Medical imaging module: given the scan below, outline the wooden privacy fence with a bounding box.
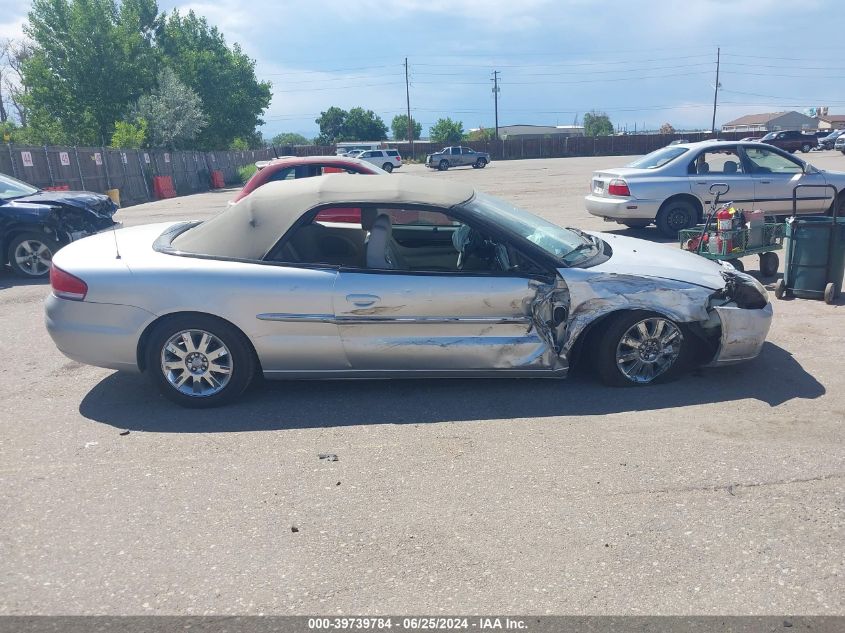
[278,131,758,163]
[0,144,276,207]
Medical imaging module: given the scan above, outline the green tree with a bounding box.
[659,122,676,135]
[315,106,348,145]
[391,114,421,141]
[23,0,160,144]
[229,137,249,150]
[271,132,310,146]
[157,10,271,150]
[135,67,206,148]
[429,117,464,144]
[583,111,614,137]
[344,107,388,141]
[110,118,147,148]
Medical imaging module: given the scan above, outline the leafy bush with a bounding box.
[238,163,257,183]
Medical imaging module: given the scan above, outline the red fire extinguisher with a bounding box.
[716,206,735,253]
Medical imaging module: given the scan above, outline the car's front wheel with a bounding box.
[801,143,812,153]
[595,311,688,387]
[473,158,487,169]
[382,162,393,173]
[656,199,697,237]
[7,232,61,278]
[146,314,255,408]
[438,159,449,171]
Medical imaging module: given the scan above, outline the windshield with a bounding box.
[760,132,777,140]
[462,192,598,266]
[0,173,38,201]
[626,146,688,169]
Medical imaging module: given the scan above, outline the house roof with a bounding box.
[172,174,474,260]
[722,112,791,126]
[817,114,845,123]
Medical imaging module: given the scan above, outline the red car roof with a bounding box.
[232,156,381,202]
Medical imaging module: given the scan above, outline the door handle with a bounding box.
[760,180,771,184]
[346,294,380,307]
[696,181,707,185]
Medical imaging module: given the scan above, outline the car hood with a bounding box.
[587,232,726,290]
[5,190,117,217]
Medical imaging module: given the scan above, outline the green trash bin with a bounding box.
[775,184,845,304]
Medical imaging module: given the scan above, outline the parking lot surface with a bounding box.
[1,152,843,615]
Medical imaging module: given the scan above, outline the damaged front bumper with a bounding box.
[708,303,773,364]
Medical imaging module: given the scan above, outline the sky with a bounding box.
[3,0,845,140]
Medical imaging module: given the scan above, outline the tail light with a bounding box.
[608,179,631,196]
[397,156,402,161]
[50,265,88,301]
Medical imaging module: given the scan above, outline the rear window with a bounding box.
[386,150,399,156]
[626,146,688,169]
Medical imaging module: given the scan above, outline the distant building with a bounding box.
[496,124,584,139]
[721,111,817,133]
[815,114,845,130]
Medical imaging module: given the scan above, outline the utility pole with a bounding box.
[491,70,500,139]
[711,47,721,135]
[405,57,413,155]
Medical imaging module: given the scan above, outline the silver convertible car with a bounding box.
[586,140,845,236]
[46,175,773,407]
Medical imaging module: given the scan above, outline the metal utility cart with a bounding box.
[774,184,844,305]
[678,183,785,276]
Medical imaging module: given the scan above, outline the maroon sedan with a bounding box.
[232,156,385,203]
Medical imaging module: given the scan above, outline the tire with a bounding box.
[145,314,256,408]
[759,252,779,277]
[727,258,745,272]
[622,220,651,229]
[438,159,449,171]
[829,194,845,217]
[594,311,689,387]
[824,282,837,305]
[473,158,487,169]
[801,143,812,153]
[656,199,697,237]
[774,279,787,300]
[7,232,61,278]
[382,162,393,173]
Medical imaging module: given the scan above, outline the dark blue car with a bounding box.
[1,172,118,277]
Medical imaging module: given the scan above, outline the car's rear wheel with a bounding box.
[7,232,61,278]
[656,199,697,237]
[473,158,487,169]
[146,314,255,408]
[801,143,812,153]
[382,162,393,173]
[438,159,449,171]
[595,311,688,387]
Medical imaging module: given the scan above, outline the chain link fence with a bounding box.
[1,144,275,207]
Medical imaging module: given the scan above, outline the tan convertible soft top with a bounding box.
[172,174,475,260]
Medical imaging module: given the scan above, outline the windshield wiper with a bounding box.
[562,240,597,261]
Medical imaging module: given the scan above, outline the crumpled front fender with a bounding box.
[558,270,714,356]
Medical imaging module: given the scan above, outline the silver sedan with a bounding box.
[46,175,772,407]
[585,140,845,236]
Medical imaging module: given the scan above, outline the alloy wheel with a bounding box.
[14,239,53,276]
[160,329,233,397]
[615,317,683,384]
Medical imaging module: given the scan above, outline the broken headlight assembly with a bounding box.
[711,271,769,310]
